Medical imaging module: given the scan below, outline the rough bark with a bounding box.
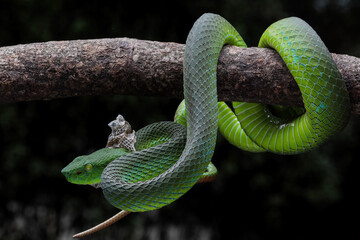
[0,38,359,113]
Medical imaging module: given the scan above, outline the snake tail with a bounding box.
[175,100,266,153]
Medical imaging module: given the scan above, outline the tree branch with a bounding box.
[0,38,359,113]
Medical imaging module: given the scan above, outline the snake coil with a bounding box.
[88,13,350,212]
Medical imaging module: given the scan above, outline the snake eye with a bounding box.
[85,164,93,172]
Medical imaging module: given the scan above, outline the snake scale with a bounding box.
[62,13,350,236]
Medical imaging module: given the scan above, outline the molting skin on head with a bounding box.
[61,148,130,185]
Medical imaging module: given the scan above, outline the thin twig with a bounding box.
[73,210,131,238]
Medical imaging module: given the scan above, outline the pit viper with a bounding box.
[62,13,350,237]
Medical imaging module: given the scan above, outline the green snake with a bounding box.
[62,13,350,236]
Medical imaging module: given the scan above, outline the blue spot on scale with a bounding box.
[316,102,327,114]
[294,55,301,63]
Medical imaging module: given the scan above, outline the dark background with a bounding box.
[0,0,360,239]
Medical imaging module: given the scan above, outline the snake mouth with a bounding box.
[61,168,74,183]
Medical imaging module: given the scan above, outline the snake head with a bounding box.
[61,148,130,185]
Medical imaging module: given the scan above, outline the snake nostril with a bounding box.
[76,171,82,175]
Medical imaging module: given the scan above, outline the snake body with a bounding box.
[63,13,350,219]
[99,14,246,212]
